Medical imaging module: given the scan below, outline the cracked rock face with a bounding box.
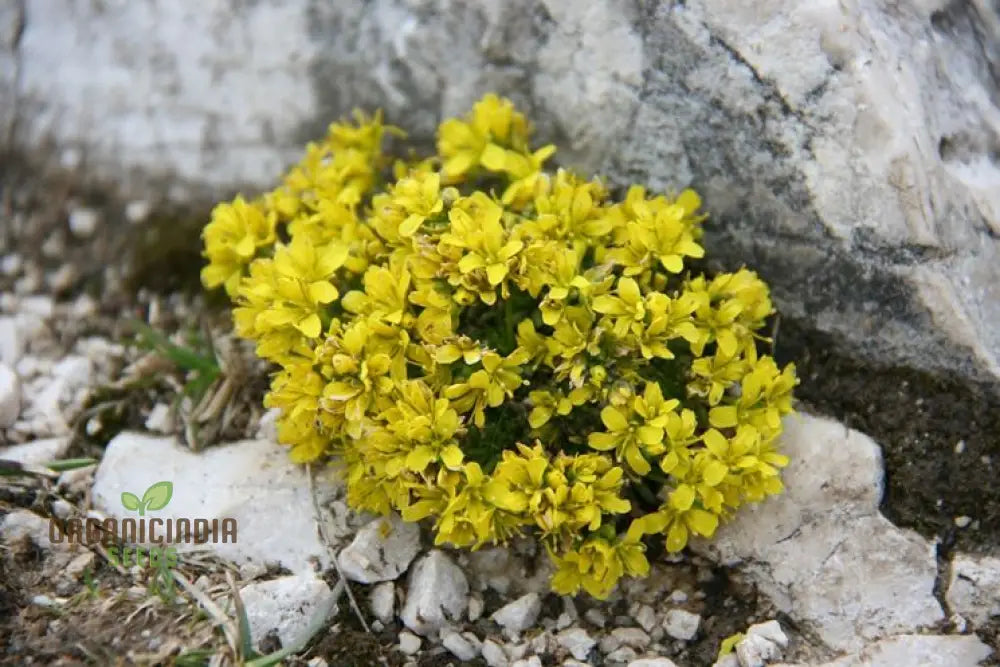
[693,413,944,651]
[3,1,1000,391]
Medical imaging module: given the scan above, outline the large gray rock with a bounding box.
[793,634,993,667]
[693,413,944,651]
[5,1,1000,389]
[946,553,1000,628]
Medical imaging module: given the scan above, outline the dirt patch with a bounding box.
[775,318,1000,556]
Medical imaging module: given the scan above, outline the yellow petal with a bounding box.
[669,484,695,511]
[308,281,339,304]
[709,405,739,429]
[441,444,464,470]
[600,405,629,432]
[666,521,688,552]
[486,262,508,286]
[399,213,423,237]
[686,509,719,537]
[296,313,322,338]
[702,460,729,487]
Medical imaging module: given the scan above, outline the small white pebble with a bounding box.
[663,609,700,641]
[669,590,688,603]
[955,516,972,528]
[0,363,21,427]
[68,207,100,238]
[442,629,479,661]
[955,440,966,454]
[635,604,657,633]
[468,595,485,621]
[125,200,152,224]
[398,631,421,655]
[584,608,607,628]
[482,639,508,667]
[512,657,542,667]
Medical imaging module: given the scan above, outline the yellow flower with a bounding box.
[342,261,412,326]
[592,276,646,338]
[587,392,675,475]
[201,196,277,296]
[445,350,529,427]
[437,93,532,181]
[433,462,524,548]
[642,484,720,552]
[549,525,649,599]
[441,193,524,301]
[318,321,394,435]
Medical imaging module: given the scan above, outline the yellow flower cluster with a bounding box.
[201,94,798,599]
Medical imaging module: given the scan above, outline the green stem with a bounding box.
[504,298,515,353]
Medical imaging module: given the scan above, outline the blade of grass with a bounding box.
[226,571,256,661]
[130,320,220,376]
[0,457,96,478]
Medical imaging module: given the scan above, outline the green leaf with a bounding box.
[43,458,98,472]
[121,492,141,511]
[142,481,173,511]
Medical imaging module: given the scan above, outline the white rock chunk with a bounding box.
[816,634,993,667]
[512,657,542,667]
[442,628,480,661]
[736,633,782,667]
[492,592,542,634]
[68,207,99,238]
[144,403,173,433]
[400,550,469,636]
[1,437,70,466]
[398,631,421,655]
[694,413,944,651]
[91,432,332,573]
[0,363,20,427]
[663,609,700,641]
[0,317,22,366]
[482,638,508,667]
[338,513,420,584]
[369,581,395,624]
[239,574,337,652]
[747,620,788,649]
[947,553,1000,627]
[634,604,657,633]
[556,627,596,661]
[1,509,62,550]
[628,659,679,667]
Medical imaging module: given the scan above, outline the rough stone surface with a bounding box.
[482,638,508,667]
[369,581,395,625]
[337,512,420,584]
[398,631,422,655]
[91,432,332,573]
[737,633,783,667]
[1,437,70,466]
[239,574,337,652]
[693,413,944,651]
[492,592,543,634]
[806,634,993,667]
[400,550,469,636]
[5,1,1000,391]
[442,629,480,662]
[628,659,678,667]
[946,553,1000,628]
[556,628,596,661]
[0,363,19,427]
[663,608,701,641]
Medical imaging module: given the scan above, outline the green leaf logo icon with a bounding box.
[120,481,173,515]
[121,491,140,511]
